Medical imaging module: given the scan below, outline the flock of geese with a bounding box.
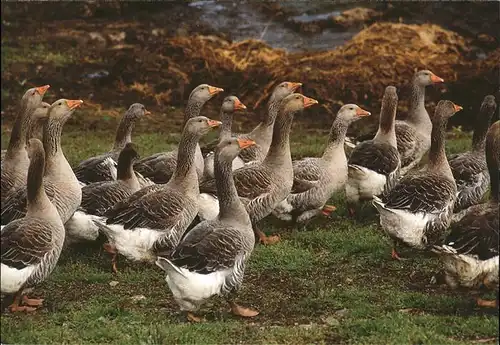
[0,70,498,321]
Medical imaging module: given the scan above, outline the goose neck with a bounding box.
[6,102,32,155]
[171,131,200,190]
[322,118,348,160]
[407,83,428,125]
[219,110,233,141]
[182,101,204,128]
[113,117,134,151]
[26,149,51,214]
[428,117,452,178]
[263,109,295,168]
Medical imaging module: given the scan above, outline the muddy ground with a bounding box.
[1,1,499,136]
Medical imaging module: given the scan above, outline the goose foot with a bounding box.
[229,301,259,317]
[8,293,37,313]
[391,248,406,261]
[103,243,118,273]
[255,229,280,245]
[22,296,44,307]
[321,204,337,217]
[186,312,204,322]
[476,298,497,308]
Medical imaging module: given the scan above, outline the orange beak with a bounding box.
[66,99,84,109]
[303,96,319,108]
[207,119,222,127]
[144,109,151,115]
[35,85,50,95]
[208,86,224,95]
[356,107,371,117]
[288,82,303,92]
[237,138,256,149]
[233,98,247,110]
[453,103,463,112]
[430,73,444,83]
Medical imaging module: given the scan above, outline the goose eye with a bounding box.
[58,102,62,106]
[295,96,300,99]
[31,91,36,95]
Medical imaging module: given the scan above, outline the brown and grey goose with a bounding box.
[134,84,224,184]
[345,86,400,216]
[432,120,499,308]
[64,143,142,244]
[203,81,302,164]
[273,103,371,223]
[1,102,51,162]
[1,99,84,226]
[1,85,50,201]
[1,138,65,312]
[198,93,319,244]
[372,100,462,260]
[72,103,150,185]
[156,137,259,322]
[92,117,221,272]
[449,95,497,213]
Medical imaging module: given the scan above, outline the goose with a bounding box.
[273,103,371,223]
[372,100,462,260]
[198,93,319,244]
[449,95,496,213]
[202,81,302,164]
[64,143,141,245]
[1,85,50,202]
[72,103,151,186]
[346,86,400,217]
[1,138,65,312]
[203,96,248,180]
[93,117,221,272]
[1,102,51,163]
[432,120,499,308]
[156,137,259,322]
[1,99,84,226]
[134,84,224,184]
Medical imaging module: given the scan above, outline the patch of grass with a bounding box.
[1,128,498,345]
[1,44,75,70]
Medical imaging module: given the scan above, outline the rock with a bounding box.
[109,280,119,287]
[130,295,146,303]
[323,316,340,326]
[333,7,382,28]
[334,308,349,318]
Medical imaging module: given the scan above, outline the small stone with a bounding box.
[345,278,353,284]
[97,316,106,322]
[334,308,349,318]
[323,316,340,326]
[109,280,119,287]
[130,295,146,303]
[298,323,314,330]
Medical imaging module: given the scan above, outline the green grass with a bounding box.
[1,127,498,345]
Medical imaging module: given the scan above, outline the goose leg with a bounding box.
[391,247,406,261]
[476,298,498,308]
[22,295,44,307]
[186,311,204,322]
[254,228,280,245]
[8,292,37,313]
[321,204,337,217]
[228,301,259,317]
[103,243,118,273]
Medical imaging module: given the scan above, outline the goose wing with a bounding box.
[1,218,52,270]
[81,180,136,216]
[348,140,400,175]
[73,153,117,184]
[291,158,321,194]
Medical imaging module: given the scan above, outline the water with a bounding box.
[188,1,357,52]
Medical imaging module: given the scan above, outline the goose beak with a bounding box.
[208,86,224,95]
[144,109,151,116]
[66,99,84,109]
[453,103,463,112]
[36,85,50,95]
[430,73,444,83]
[234,98,247,110]
[288,82,303,92]
[237,138,256,149]
[356,107,371,117]
[303,96,319,108]
[207,119,222,128]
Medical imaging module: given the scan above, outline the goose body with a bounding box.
[274,104,371,222]
[449,95,496,212]
[2,99,84,226]
[64,143,142,244]
[93,117,221,268]
[346,87,400,210]
[432,120,499,306]
[156,137,258,320]
[1,139,65,312]
[373,100,461,259]
[198,93,319,244]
